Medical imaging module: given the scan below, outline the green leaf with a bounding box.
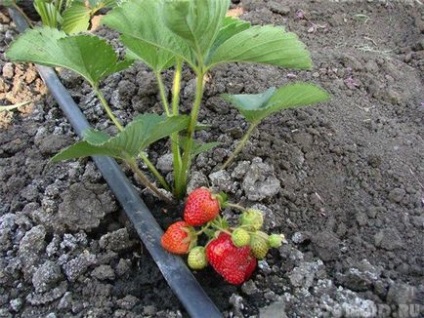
[34,0,63,28]
[52,114,189,162]
[103,0,121,8]
[87,0,119,8]
[208,25,312,70]
[6,27,132,86]
[223,87,276,122]
[223,83,329,123]
[207,17,250,59]
[82,129,110,145]
[192,141,220,157]
[179,136,220,157]
[51,141,120,162]
[61,0,121,34]
[61,1,91,34]
[195,122,213,131]
[163,0,229,59]
[102,0,194,66]
[121,34,175,72]
[119,114,189,155]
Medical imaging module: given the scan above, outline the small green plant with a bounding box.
[4,0,121,33]
[33,0,66,28]
[6,0,329,200]
[55,0,122,34]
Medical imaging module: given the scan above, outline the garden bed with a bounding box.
[1,0,424,317]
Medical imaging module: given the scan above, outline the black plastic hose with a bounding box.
[8,8,222,318]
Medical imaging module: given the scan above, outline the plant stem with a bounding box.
[170,58,183,195]
[210,220,232,236]
[155,71,171,116]
[93,86,124,131]
[57,0,63,12]
[195,221,212,236]
[220,122,258,170]
[138,152,170,192]
[175,70,205,198]
[216,228,232,236]
[171,59,183,115]
[94,86,170,192]
[223,202,246,211]
[126,158,173,204]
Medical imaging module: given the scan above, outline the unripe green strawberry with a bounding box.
[231,228,251,247]
[187,246,208,270]
[240,209,264,231]
[268,233,285,248]
[250,231,269,260]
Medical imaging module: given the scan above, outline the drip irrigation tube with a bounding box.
[9,8,222,318]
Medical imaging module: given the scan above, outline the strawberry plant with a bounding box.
[6,0,329,200]
[6,0,122,33]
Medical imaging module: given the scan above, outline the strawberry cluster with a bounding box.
[161,187,285,285]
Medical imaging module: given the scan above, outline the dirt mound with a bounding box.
[1,1,423,317]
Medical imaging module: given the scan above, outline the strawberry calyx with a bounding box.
[268,233,285,248]
[214,191,228,209]
[239,208,264,231]
[210,214,230,231]
[181,227,198,251]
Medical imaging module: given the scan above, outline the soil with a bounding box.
[1,0,424,317]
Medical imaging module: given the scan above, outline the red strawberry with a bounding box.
[161,221,197,255]
[206,232,257,285]
[183,187,220,226]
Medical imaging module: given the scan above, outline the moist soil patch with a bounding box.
[1,1,424,317]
